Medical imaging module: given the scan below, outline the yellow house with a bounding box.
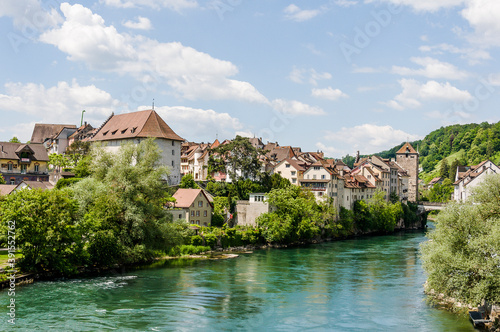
[170,189,213,226]
[0,142,49,185]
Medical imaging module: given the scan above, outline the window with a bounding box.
[292,178,297,184]
[291,171,296,176]
[191,211,195,216]
[285,164,290,168]
[204,211,207,217]
[172,160,174,167]
[7,163,13,171]
[196,211,200,217]
[321,175,325,179]
[179,214,182,219]
[207,202,210,207]
[34,164,39,173]
[198,201,203,207]
[172,150,175,155]
[172,141,175,146]
[318,192,323,196]
[314,166,320,170]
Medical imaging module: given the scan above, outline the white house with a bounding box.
[90,110,184,185]
[454,160,500,202]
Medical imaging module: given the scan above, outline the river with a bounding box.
[2,225,474,331]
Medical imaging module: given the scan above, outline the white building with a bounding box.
[454,160,500,202]
[90,110,184,185]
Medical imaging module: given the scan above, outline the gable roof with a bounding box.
[0,185,16,196]
[274,158,306,172]
[15,181,54,191]
[31,124,77,143]
[172,189,213,209]
[0,142,49,161]
[396,142,418,154]
[91,110,183,142]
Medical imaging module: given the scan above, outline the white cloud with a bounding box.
[0,80,119,141]
[319,124,422,157]
[284,4,322,22]
[392,57,468,80]
[40,3,268,104]
[123,16,152,30]
[101,0,198,10]
[366,0,465,12]
[272,99,325,116]
[288,67,332,85]
[153,106,245,141]
[419,43,491,65]
[311,87,348,100]
[0,0,62,30]
[333,0,358,7]
[461,0,500,47]
[385,79,472,110]
[352,66,382,74]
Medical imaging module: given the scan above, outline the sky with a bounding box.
[1,0,500,158]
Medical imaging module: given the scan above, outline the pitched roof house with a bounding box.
[91,110,184,185]
[453,160,500,202]
[0,142,50,185]
[169,189,213,226]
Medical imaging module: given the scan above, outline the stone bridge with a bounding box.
[416,201,446,212]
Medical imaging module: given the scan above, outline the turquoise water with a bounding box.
[2,228,474,331]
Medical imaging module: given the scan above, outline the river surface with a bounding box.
[2,226,474,331]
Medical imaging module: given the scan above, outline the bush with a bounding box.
[211,213,225,227]
[191,235,203,246]
[179,245,210,255]
[204,233,218,249]
[55,177,83,189]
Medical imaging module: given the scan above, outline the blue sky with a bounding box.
[1,0,500,157]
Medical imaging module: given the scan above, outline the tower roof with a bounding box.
[396,142,418,154]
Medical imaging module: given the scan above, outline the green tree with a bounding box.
[66,140,91,164]
[421,174,500,306]
[9,137,21,143]
[72,138,188,264]
[0,189,84,274]
[428,179,454,203]
[0,174,5,185]
[208,136,264,182]
[449,159,460,181]
[256,186,321,244]
[439,158,449,179]
[179,174,199,189]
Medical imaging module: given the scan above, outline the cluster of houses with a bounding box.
[1,108,498,226]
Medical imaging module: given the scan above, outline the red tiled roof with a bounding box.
[396,142,418,154]
[92,110,183,142]
[0,185,16,196]
[172,189,213,209]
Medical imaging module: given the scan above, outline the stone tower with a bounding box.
[396,142,419,201]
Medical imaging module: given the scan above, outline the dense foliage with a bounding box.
[208,135,264,181]
[376,121,500,180]
[0,138,190,274]
[179,174,199,189]
[421,174,500,306]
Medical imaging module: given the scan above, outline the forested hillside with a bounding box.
[373,121,500,181]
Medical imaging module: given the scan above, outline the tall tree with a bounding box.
[208,136,264,182]
[421,174,500,306]
[9,137,21,143]
[439,158,449,179]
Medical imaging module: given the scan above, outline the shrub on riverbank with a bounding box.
[421,174,500,307]
[0,139,189,275]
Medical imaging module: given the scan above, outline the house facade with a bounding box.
[273,158,306,185]
[235,193,270,227]
[31,123,77,154]
[0,142,49,185]
[90,110,184,185]
[170,189,213,226]
[395,142,419,201]
[454,160,500,202]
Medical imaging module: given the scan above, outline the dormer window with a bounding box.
[103,130,109,136]
[131,127,137,133]
[121,128,128,134]
[112,130,118,135]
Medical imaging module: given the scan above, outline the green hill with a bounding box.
[374,121,500,182]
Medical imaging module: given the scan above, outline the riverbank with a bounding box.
[1,219,427,291]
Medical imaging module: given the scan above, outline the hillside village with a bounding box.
[1,109,498,226]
